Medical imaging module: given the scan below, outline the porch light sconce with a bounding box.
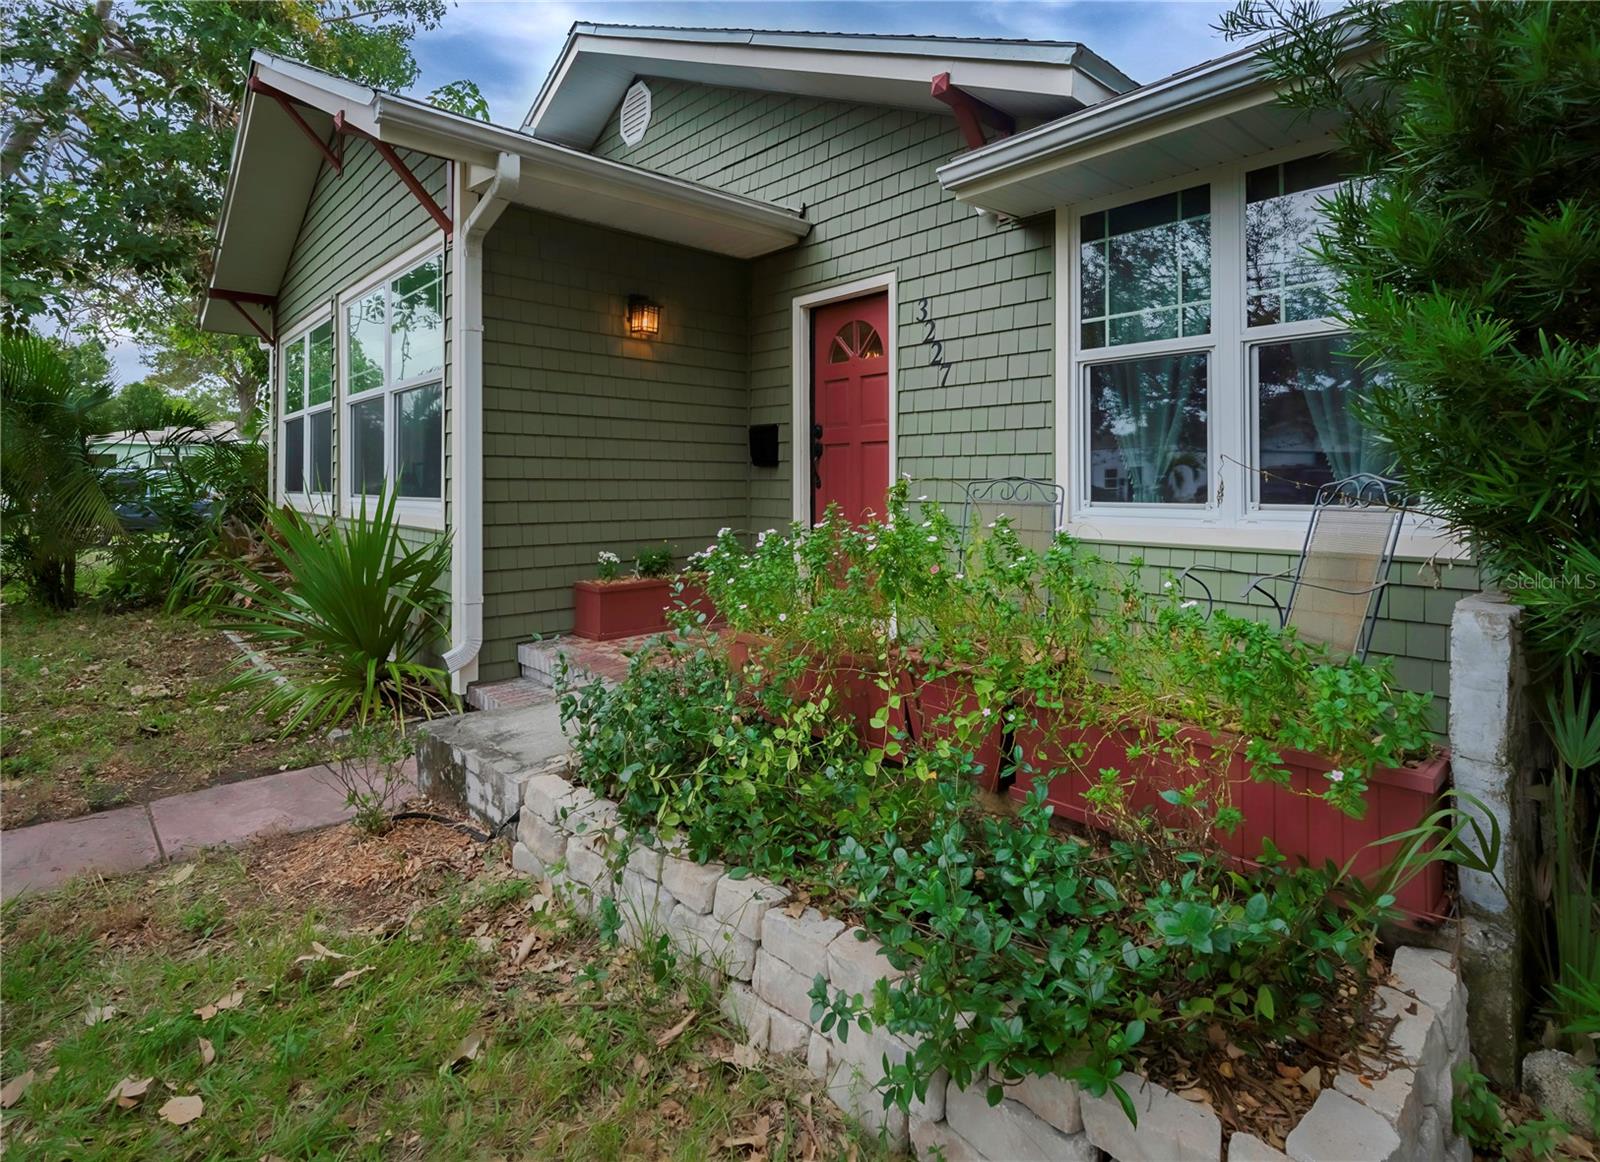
[627,295,661,339]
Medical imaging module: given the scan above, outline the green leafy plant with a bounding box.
[1543,665,1600,1041]
[634,544,674,580]
[321,722,413,835]
[595,550,621,582]
[199,490,454,732]
[0,331,119,608]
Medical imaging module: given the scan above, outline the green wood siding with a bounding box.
[591,78,1054,527]
[476,207,751,681]
[583,77,1472,717]
[271,139,452,537]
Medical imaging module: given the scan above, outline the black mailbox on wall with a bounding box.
[748,423,779,468]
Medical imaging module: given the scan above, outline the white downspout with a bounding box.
[443,151,519,693]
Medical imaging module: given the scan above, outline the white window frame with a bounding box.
[336,237,446,531]
[1055,141,1461,558]
[277,306,335,517]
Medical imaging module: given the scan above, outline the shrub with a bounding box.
[633,544,673,580]
[595,550,621,582]
[200,489,453,732]
[320,723,412,834]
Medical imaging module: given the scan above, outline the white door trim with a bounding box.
[789,271,898,524]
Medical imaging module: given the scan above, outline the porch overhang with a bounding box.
[201,52,809,336]
[935,43,1347,217]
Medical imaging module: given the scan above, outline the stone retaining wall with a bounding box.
[512,764,1474,1162]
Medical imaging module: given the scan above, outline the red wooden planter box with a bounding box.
[573,577,712,641]
[722,633,910,751]
[905,667,1005,790]
[1010,702,1451,922]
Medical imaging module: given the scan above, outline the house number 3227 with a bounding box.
[917,298,952,388]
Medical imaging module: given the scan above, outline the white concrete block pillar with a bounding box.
[1448,591,1537,1085]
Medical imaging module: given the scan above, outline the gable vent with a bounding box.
[619,80,652,147]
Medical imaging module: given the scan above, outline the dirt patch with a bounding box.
[1,604,320,828]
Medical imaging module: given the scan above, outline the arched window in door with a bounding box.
[828,319,884,363]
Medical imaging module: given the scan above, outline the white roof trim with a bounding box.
[523,25,1136,147]
[201,53,809,335]
[936,44,1270,199]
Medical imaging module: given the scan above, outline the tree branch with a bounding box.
[1,0,114,182]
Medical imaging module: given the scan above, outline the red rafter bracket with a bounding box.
[210,288,276,344]
[930,72,1015,151]
[334,112,453,239]
[248,76,343,174]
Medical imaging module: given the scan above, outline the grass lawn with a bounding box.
[0,599,321,828]
[0,820,888,1160]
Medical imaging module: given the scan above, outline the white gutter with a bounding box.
[442,151,519,693]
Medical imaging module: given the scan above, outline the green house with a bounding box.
[201,26,1474,718]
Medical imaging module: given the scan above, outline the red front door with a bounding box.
[811,293,890,523]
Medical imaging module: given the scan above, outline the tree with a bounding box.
[0,332,120,608]
[1219,0,1600,659]
[1,1,484,333]
[137,319,267,429]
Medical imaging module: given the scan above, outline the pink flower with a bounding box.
[929,564,941,574]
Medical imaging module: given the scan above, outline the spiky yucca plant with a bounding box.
[205,490,454,732]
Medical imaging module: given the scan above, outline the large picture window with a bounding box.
[1068,150,1392,538]
[280,318,333,499]
[341,250,444,508]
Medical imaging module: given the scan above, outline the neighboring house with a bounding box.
[200,26,1474,722]
[90,421,243,470]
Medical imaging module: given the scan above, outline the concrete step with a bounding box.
[414,699,569,829]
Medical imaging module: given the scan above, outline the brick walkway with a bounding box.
[1,761,414,901]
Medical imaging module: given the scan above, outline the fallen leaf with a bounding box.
[159,1094,204,1126]
[472,935,495,955]
[511,932,538,968]
[105,1076,153,1109]
[1298,1070,1323,1096]
[723,1113,772,1151]
[1178,1086,1210,1104]
[440,1031,484,1074]
[719,1042,763,1069]
[1,1071,35,1108]
[330,966,374,989]
[159,864,196,888]
[84,1004,118,1026]
[655,1012,695,1049]
[198,1038,216,1067]
[194,990,245,1021]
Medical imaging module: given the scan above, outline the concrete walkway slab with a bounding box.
[1,804,163,901]
[148,764,353,862]
[2,759,419,902]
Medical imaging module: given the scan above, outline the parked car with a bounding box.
[103,468,217,532]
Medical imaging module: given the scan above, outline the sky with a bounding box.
[104,0,1238,385]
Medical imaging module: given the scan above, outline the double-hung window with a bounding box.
[1067,148,1391,539]
[1078,185,1214,507]
[280,315,334,505]
[342,247,444,521]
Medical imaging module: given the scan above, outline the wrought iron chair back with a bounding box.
[959,477,1065,558]
[1176,473,1411,659]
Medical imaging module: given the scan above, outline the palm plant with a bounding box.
[1543,665,1600,1041]
[202,489,454,732]
[0,331,120,608]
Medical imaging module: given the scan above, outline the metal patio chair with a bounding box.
[1177,473,1413,660]
[959,477,1065,561]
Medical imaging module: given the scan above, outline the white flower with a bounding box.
[986,521,996,529]
[954,572,964,580]
[1327,768,1345,784]
[921,520,932,528]
[597,551,620,564]
[1181,599,1199,609]
[778,612,787,622]
[927,535,938,542]
[739,603,748,610]
[982,708,992,717]
[901,472,912,480]
[918,494,929,501]
[717,527,731,537]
